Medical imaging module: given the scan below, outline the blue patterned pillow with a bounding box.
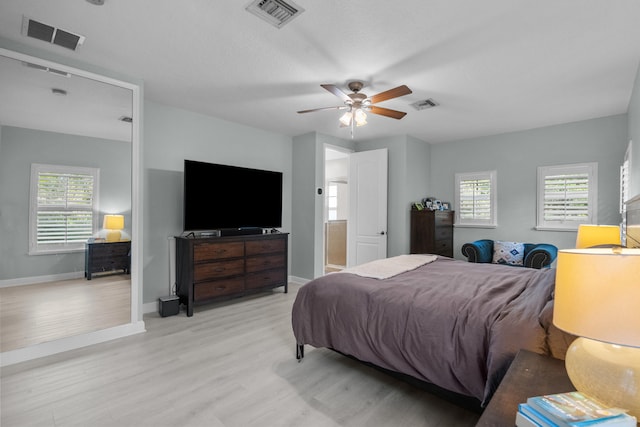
[492,241,525,266]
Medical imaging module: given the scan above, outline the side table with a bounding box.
[476,350,575,427]
[85,240,131,280]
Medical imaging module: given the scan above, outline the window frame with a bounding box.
[454,170,497,228]
[536,162,597,231]
[29,163,100,255]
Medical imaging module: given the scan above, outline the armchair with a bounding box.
[461,239,558,269]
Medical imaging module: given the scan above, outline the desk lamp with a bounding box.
[103,214,124,242]
[553,247,640,418]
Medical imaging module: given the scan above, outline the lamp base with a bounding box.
[105,230,121,242]
[565,337,640,418]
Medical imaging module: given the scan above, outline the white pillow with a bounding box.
[492,241,525,266]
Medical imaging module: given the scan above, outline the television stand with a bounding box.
[175,232,288,316]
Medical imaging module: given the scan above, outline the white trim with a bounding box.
[143,301,159,314]
[0,271,84,288]
[0,321,146,367]
[288,275,309,285]
[0,47,144,364]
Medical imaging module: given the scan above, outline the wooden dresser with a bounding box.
[410,210,454,257]
[175,233,288,316]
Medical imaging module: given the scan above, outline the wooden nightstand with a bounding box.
[475,350,575,427]
[85,241,131,280]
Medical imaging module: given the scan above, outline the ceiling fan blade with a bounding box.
[369,85,412,104]
[321,84,352,102]
[297,106,346,114]
[369,106,407,120]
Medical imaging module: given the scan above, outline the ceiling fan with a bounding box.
[298,81,412,136]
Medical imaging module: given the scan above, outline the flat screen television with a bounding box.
[183,159,283,232]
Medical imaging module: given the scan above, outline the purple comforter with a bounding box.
[292,256,565,405]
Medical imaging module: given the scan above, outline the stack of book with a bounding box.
[516,391,637,427]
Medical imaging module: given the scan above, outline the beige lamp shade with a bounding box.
[103,214,124,242]
[575,224,621,248]
[553,248,640,346]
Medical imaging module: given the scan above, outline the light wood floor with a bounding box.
[0,275,131,352]
[1,283,480,427]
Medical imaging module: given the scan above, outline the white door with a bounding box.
[347,148,388,267]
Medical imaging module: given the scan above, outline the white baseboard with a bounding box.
[288,275,309,285]
[0,271,84,288]
[143,301,159,314]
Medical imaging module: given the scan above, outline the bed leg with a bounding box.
[296,344,304,362]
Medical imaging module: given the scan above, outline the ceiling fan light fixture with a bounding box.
[354,109,367,126]
[339,111,352,127]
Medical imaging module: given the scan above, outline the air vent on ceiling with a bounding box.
[22,16,86,51]
[245,0,305,28]
[411,98,439,111]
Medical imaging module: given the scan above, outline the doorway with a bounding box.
[324,147,350,274]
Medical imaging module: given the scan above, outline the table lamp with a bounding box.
[575,224,621,248]
[103,214,124,242]
[553,248,640,418]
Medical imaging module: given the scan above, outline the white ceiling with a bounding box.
[1,0,640,143]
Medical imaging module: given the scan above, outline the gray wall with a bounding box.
[0,126,131,280]
[142,100,293,304]
[429,114,629,259]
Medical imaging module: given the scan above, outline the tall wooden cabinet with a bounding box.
[410,210,454,257]
[175,233,288,316]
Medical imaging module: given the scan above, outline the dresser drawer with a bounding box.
[194,241,244,262]
[434,226,452,241]
[433,240,452,257]
[246,239,285,256]
[246,254,285,273]
[194,277,245,301]
[194,259,244,281]
[91,242,130,257]
[434,211,453,226]
[245,268,286,290]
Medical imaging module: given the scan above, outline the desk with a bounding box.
[476,350,575,426]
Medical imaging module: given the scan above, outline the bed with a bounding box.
[291,254,575,407]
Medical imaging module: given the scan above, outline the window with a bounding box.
[537,163,597,230]
[455,170,497,227]
[327,182,338,221]
[29,164,99,254]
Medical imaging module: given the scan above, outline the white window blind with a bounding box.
[455,170,497,227]
[30,164,99,254]
[620,142,631,214]
[537,163,597,230]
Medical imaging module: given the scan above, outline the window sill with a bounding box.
[454,224,497,229]
[534,227,578,232]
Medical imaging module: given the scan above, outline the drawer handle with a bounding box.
[215,249,227,254]
[214,267,226,272]
[215,286,226,290]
